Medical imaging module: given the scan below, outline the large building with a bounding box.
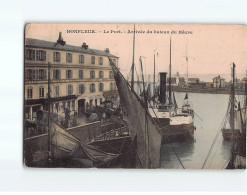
[24,32,119,122]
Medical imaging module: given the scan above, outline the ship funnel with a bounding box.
[159,72,167,104]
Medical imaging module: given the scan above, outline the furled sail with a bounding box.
[109,58,162,168]
[51,121,118,165]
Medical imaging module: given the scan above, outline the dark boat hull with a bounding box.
[221,129,241,141]
[159,122,195,143]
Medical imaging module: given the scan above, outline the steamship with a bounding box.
[148,72,195,143]
[148,38,195,143]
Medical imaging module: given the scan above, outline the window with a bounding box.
[55,86,59,97]
[66,70,73,79]
[109,58,116,65]
[36,50,46,61]
[27,87,32,99]
[99,57,103,65]
[91,56,95,64]
[53,52,60,62]
[26,69,33,80]
[99,83,104,92]
[38,69,47,80]
[78,84,85,94]
[99,71,104,78]
[79,55,84,64]
[79,70,83,79]
[39,87,45,98]
[109,71,113,78]
[68,85,73,95]
[90,83,95,93]
[110,82,114,90]
[26,49,35,60]
[26,69,44,81]
[66,53,72,63]
[53,70,61,80]
[90,70,95,79]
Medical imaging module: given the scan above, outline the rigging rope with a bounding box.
[201,96,231,169]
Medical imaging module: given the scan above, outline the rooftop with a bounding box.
[188,78,200,81]
[25,38,118,58]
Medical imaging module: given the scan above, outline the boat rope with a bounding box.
[201,96,231,169]
[194,111,203,122]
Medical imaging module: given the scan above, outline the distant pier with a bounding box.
[172,86,245,95]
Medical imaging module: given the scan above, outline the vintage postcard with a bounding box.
[24,24,246,169]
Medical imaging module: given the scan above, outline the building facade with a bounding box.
[25,33,119,121]
[213,75,225,88]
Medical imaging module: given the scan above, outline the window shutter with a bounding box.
[43,51,46,61]
[71,70,73,79]
[44,70,47,80]
[53,52,55,62]
[32,50,35,60]
[53,70,56,79]
[59,70,61,79]
[36,50,39,61]
[58,52,60,62]
[25,49,27,60]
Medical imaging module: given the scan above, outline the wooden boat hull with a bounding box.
[221,128,241,141]
[159,122,195,143]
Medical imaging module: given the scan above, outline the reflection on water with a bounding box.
[159,92,238,169]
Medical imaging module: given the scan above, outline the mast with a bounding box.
[186,42,189,86]
[131,24,136,89]
[230,62,236,167]
[153,53,156,98]
[140,57,148,109]
[245,80,247,107]
[47,62,53,162]
[169,37,172,105]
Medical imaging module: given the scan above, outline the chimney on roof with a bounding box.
[57,32,66,45]
[105,48,110,53]
[82,42,88,49]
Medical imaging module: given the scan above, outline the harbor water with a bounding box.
[160,92,244,169]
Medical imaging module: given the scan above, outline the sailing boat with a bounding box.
[148,38,195,143]
[223,63,246,169]
[221,63,241,141]
[109,57,163,168]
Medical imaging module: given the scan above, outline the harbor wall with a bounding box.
[172,86,245,95]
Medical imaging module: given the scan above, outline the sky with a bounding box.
[25,24,247,81]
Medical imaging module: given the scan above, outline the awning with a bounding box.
[25,95,77,106]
